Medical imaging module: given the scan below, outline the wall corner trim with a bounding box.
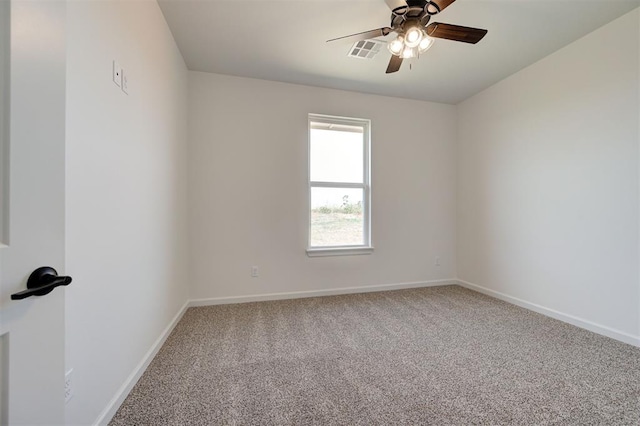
[93,300,190,426]
[456,279,640,348]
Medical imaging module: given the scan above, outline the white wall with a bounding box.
[457,9,640,341]
[64,1,188,424]
[188,72,457,300]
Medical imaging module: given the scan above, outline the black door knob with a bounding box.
[11,267,72,300]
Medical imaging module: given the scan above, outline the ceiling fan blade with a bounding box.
[386,55,403,74]
[327,27,392,44]
[428,0,456,14]
[385,0,408,14]
[426,23,488,44]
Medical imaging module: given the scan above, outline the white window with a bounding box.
[307,114,372,257]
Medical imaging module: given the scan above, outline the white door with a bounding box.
[0,0,67,424]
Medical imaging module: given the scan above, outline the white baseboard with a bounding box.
[457,279,640,348]
[93,300,190,426]
[189,279,458,307]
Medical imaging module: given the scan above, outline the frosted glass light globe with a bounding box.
[418,36,434,52]
[404,27,423,48]
[401,46,417,59]
[388,36,404,56]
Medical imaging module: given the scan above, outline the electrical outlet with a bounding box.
[65,369,73,403]
[250,266,258,278]
[435,256,441,267]
[112,60,122,87]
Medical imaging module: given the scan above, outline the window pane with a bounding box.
[310,127,363,183]
[311,187,364,247]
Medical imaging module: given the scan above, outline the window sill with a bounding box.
[306,247,374,257]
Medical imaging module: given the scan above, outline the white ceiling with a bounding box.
[158,0,640,104]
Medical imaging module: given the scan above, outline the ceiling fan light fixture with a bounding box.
[404,27,423,48]
[388,36,404,56]
[418,36,434,52]
[329,0,488,75]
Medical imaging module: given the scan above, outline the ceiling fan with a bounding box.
[327,0,488,74]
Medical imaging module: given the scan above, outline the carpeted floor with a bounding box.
[110,285,640,425]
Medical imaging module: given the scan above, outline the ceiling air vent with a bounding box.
[348,40,383,59]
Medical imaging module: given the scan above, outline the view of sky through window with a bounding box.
[310,128,363,208]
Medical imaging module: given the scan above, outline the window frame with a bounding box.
[306,113,373,257]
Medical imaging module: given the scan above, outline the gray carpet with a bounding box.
[110,285,640,425]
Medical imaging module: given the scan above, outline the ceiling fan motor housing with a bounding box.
[391,1,433,32]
